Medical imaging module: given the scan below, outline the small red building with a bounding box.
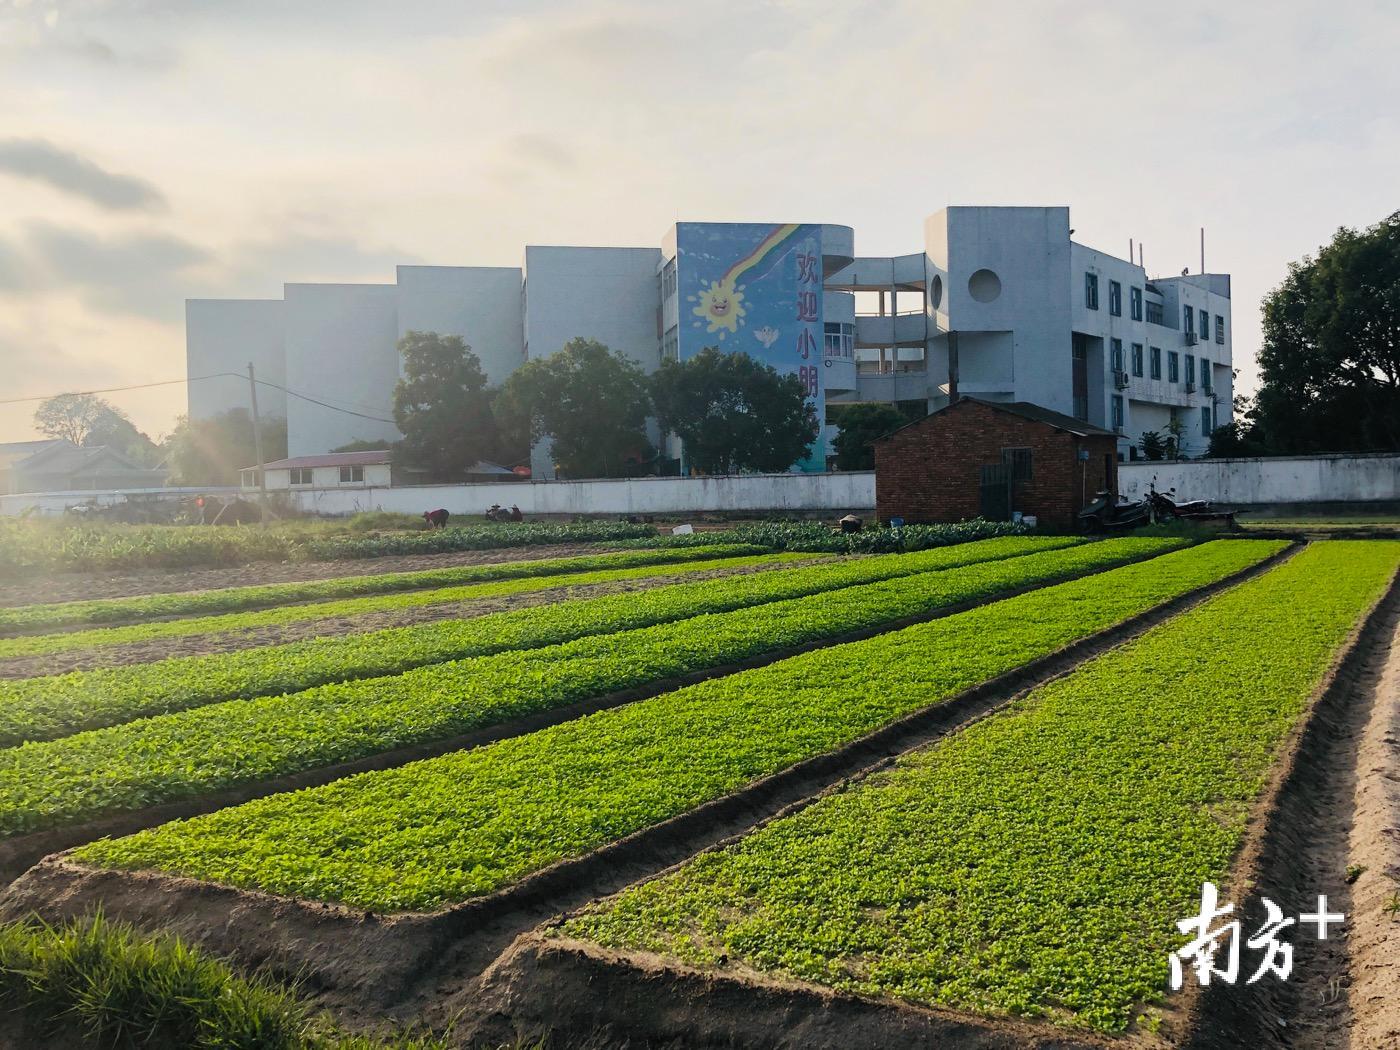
[874,398,1119,530]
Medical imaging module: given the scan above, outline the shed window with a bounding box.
[1001,447,1033,482]
[339,465,365,483]
[289,467,313,486]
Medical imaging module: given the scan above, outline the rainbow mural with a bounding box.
[675,222,825,471]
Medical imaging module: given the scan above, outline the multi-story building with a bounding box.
[186,206,1231,473]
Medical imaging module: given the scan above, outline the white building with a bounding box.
[239,450,392,491]
[189,206,1232,473]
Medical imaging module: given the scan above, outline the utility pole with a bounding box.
[247,362,268,523]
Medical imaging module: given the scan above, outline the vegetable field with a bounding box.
[2,528,1393,1049]
[561,540,1400,1034]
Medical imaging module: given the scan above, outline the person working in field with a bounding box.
[422,508,450,529]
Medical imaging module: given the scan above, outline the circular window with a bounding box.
[929,274,943,310]
[968,268,1002,303]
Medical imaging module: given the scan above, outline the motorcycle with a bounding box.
[1078,489,1151,532]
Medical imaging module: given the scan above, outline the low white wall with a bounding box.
[0,487,239,517]
[287,472,879,518]
[1119,453,1400,505]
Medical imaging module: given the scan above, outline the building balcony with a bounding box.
[855,312,927,347]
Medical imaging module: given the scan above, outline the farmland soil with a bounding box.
[0,559,820,678]
[1344,604,1400,1048]
[0,542,1294,1040]
[0,542,629,607]
[1183,565,1400,1050]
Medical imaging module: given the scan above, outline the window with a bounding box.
[661,325,678,363]
[1131,342,1144,377]
[822,321,854,359]
[289,467,313,486]
[1202,406,1213,436]
[1130,286,1143,321]
[1215,315,1225,344]
[1001,447,1033,481]
[1185,354,1195,386]
[1183,305,1193,333]
[1110,337,1124,373]
[660,258,677,300]
[240,468,259,488]
[339,465,364,483]
[1168,351,1180,383]
[1201,360,1212,392]
[1108,280,1122,317]
[1111,395,1124,430]
[1150,346,1162,380]
[1146,299,1164,325]
[1198,309,1209,340]
[1084,272,1099,310]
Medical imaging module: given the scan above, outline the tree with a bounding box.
[391,331,498,482]
[1139,430,1167,461]
[163,409,287,486]
[496,338,652,478]
[830,402,907,471]
[330,439,389,453]
[1251,211,1400,453]
[34,393,112,446]
[34,393,159,463]
[651,348,818,475]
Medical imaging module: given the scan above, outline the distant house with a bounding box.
[875,398,1119,529]
[0,439,168,495]
[241,450,392,490]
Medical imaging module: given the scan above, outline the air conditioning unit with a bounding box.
[1185,381,1197,393]
[1184,331,1198,346]
[1114,371,1130,389]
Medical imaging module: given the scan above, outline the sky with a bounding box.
[1,0,1397,443]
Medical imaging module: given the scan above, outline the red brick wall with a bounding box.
[874,400,1118,529]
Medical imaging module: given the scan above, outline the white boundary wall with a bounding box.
[0,487,238,517]
[287,472,878,518]
[1119,454,1400,505]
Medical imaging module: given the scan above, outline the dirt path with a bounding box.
[1344,610,1400,1049]
[0,561,809,679]
[0,543,632,607]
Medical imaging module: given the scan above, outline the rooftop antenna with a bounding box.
[1129,237,1134,264]
[1200,227,1206,274]
[1139,243,1144,271]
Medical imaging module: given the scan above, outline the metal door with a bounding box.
[979,462,1013,521]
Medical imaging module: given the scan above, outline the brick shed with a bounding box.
[875,398,1119,530]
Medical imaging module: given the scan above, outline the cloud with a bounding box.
[0,139,167,211]
[23,222,209,320]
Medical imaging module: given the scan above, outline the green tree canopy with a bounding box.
[163,409,287,486]
[651,347,817,475]
[830,402,907,471]
[1251,211,1400,452]
[496,338,652,478]
[391,331,497,482]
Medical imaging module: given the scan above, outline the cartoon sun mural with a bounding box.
[686,223,802,342]
[691,276,746,339]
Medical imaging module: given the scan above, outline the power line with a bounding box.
[0,372,396,424]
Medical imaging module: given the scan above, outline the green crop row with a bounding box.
[561,540,1400,1035]
[0,517,662,578]
[0,544,772,634]
[0,538,1186,837]
[0,537,1081,746]
[0,550,808,660]
[71,540,1285,911]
